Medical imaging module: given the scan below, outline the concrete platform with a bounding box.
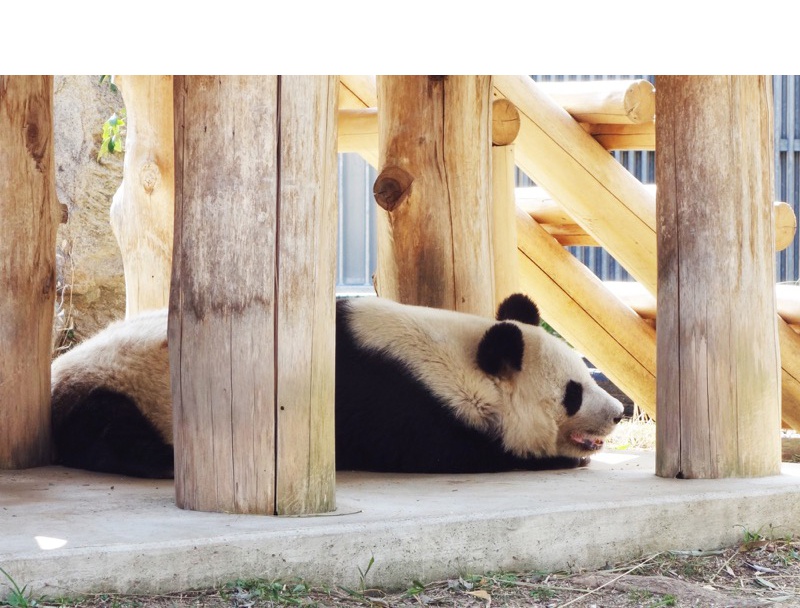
[2,450,799,597]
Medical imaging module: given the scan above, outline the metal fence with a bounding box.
[336,75,800,293]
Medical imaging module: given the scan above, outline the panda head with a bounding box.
[476,293,624,459]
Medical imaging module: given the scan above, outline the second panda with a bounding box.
[51,294,624,477]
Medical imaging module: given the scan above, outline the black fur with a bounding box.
[496,293,540,326]
[476,322,524,376]
[53,388,174,478]
[335,300,582,473]
[563,380,583,417]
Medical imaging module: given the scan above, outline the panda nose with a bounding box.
[613,415,623,424]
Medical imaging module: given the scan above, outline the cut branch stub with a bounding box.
[373,165,414,211]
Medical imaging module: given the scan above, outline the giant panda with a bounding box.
[50,294,624,477]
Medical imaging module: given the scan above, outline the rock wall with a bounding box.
[53,76,125,348]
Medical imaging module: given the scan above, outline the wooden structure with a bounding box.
[109,75,174,317]
[0,76,59,469]
[0,74,792,514]
[169,76,337,515]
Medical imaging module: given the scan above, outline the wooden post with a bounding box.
[110,75,174,317]
[170,76,337,514]
[374,76,494,314]
[491,100,521,308]
[0,76,58,468]
[656,76,781,478]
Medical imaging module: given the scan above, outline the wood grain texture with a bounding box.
[655,76,781,479]
[170,76,335,514]
[375,76,494,315]
[491,145,520,307]
[0,76,58,468]
[110,75,175,317]
[516,209,657,416]
[494,75,658,295]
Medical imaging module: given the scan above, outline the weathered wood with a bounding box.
[517,186,796,251]
[110,75,174,317]
[538,79,656,124]
[493,75,658,294]
[516,209,657,416]
[170,76,336,515]
[656,75,781,479]
[492,144,520,307]
[375,76,494,315]
[0,76,58,468]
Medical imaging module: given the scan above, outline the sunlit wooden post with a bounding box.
[374,75,494,315]
[110,75,174,317]
[656,75,781,478]
[0,76,59,468]
[170,76,337,514]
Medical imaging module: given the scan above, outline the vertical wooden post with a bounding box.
[656,76,781,478]
[170,76,337,515]
[0,76,58,468]
[491,98,522,308]
[374,76,494,314]
[110,75,174,317]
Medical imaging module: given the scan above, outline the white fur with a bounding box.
[346,297,623,458]
[51,309,172,441]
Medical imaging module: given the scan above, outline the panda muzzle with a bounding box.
[569,431,605,451]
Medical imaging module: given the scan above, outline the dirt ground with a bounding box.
[12,535,796,608]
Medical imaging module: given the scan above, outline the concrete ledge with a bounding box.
[2,451,799,596]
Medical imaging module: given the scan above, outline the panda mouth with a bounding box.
[569,431,605,452]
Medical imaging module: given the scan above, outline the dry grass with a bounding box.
[25,536,799,607]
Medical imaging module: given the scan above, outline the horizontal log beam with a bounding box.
[580,122,654,150]
[537,79,656,125]
[517,186,797,251]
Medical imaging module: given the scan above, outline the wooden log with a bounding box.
[109,75,174,317]
[517,186,797,251]
[492,99,520,145]
[656,75,781,479]
[339,75,377,109]
[375,76,495,315]
[580,122,655,150]
[493,75,658,294]
[492,144,520,307]
[537,79,656,124]
[170,76,336,515]
[0,76,58,468]
[516,209,657,416]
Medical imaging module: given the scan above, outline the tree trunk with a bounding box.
[0,76,58,468]
[110,75,174,317]
[656,76,781,478]
[170,76,337,514]
[374,76,494,315]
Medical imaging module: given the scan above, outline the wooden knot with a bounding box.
[139,161,160,194]
[492,99,520,146]
[373,166,414,211]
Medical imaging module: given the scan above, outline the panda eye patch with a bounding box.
[563,380,583,416]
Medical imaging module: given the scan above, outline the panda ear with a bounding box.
[476,322,524,377]
[496,293,540,326]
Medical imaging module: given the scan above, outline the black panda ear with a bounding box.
[496,293,540,326]
[476,322,524,376]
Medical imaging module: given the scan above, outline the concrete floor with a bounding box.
[2,450,799,598]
